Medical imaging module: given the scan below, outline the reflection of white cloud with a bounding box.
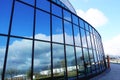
[104,35,120,56]
[0,33,90,70]
[76,8,108,27]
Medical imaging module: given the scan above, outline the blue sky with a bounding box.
[69,0,120,56]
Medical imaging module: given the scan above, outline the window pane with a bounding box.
[37,0,50,12]
[0,0,12,34]
[80,28,87,47]
[0,36,7,79]
[85,23,89,31]
[35,10,50,41]
[53,44,66,79]
[34,41,51,79]
[76,47,85,76]
[83,48,91,74]
[52,4,62,17]
[72,15,78,25]
[11,2,34,38]
[66,46,77,78]
[86,31,92,48]
[64,21,73,45]
[5,38,32,80]
[52,16,63,43]
[63,10,71,21]
[79,19,84,29]
[73,25,81,46]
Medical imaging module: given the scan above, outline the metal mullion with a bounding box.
[89,32,97,73]
[2,0,16,79]
[31,0,36,80]
[50,1,53,79]
[78,22,86,77]
[62,8,68,80]
[84,26,92,74]
[71,15,78,79]
[93,33,100,72]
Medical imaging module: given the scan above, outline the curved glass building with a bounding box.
[0,0,107,80]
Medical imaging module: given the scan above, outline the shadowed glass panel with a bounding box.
[5,38,32,80]
[53,44,66,79]
[11,2,34,38]
[35,10,50,41]
[66,46,77,78]
[34,41,51,79]
[52,16,63,43]
[0,0,12,34]
[76,47,85,76]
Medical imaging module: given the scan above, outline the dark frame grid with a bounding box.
[0,0,107,80]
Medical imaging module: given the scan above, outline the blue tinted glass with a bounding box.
[0,0,12,34]
[72,14,78,25]
[19,0,34,5]
[73,25,81,46]
[85,23,89,31]
[0,36,7,78]
[34,41,51,79]
[52,16,63,43]
[35,10,50,41]
[63,10,71,21]
[52,4,62,17]
[37,0,50,12]
[64,21,73,45]
[86,31,91,48]
[80,28,87,47]
[5,38,32,79]
[11,2,34,37]
[79,19,84,28]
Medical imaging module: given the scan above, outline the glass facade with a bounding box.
[0,0,107,80]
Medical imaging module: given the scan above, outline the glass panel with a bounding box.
[35,10,50,41]
[52,16,63,43]
[76,47,85,76]
[80,28,87,47]
[64,21,73,45]
[5,38,32,80]
[63,10,71,21]
[85,23,89,31]
[86,31,92,48]
[73,25,81,46]
[11,2,33,37]
[0,0,12,34]
[66,46,77,78]
[34,41,51,80]
[19,0,34,5]
[37,0,50,12]
[52,4,62,17]
[83,48,91,74]
[53,44,66,79]
[72,15,78,25]
[79,19,84,29]
[0,36,7,79]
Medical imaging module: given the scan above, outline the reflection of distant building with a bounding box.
[0,0,107,80]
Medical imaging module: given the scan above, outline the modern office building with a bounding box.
[0,0,107,80]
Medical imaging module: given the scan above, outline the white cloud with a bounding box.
[104,35,120,56]
[76,8,108,27]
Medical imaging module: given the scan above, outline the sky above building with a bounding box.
[69,0,120,56]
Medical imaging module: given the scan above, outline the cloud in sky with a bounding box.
[76,8,108,27]
[104,35,120,56]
